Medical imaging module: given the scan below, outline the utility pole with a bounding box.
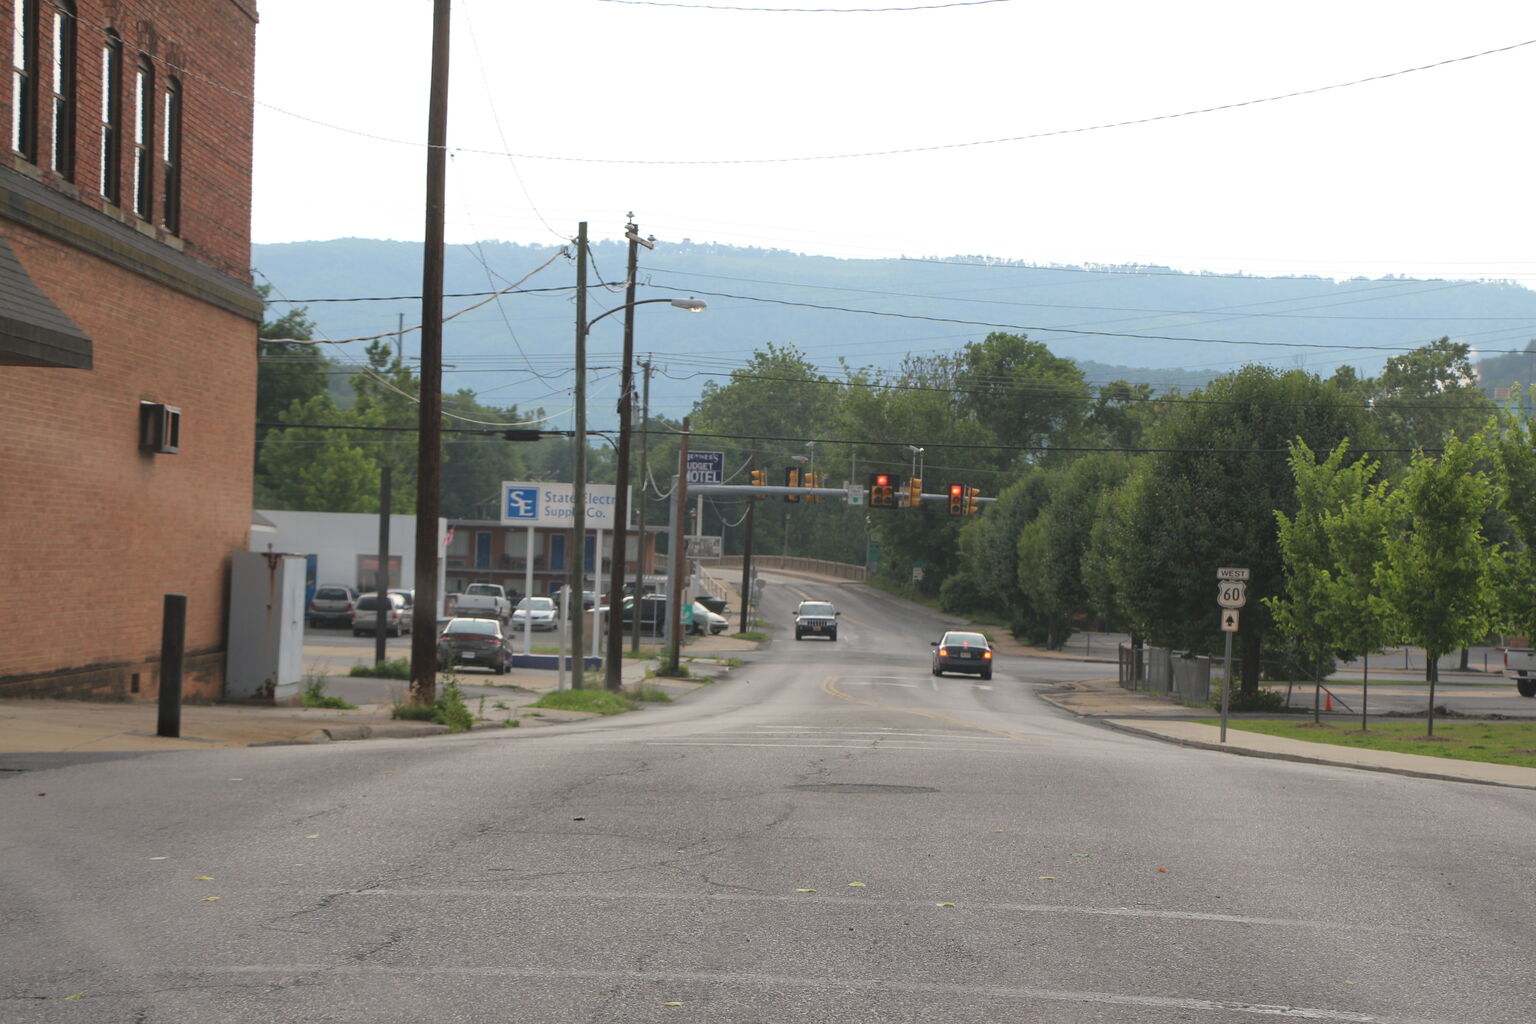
[631,358,652,653]
[374,465,391,667]
[664,417,691,675]
[569,222,588,687]
[408,0,451,706]
[739,447,756,634]
[605,216,652,690]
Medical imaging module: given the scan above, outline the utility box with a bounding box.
[226,550,306,702]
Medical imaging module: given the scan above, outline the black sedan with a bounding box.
[931,631,993,680]
[437,617,512,674]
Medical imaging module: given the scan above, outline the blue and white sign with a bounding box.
[500,481,626,528]
[687,451,724,485]
[504,486,540,521]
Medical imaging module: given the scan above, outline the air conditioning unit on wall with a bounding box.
[139,402,182,454]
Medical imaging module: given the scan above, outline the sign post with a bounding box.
[1217,569,1248,742]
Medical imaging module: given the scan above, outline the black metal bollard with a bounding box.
[157,593,187,738]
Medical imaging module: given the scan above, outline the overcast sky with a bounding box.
[252,0,1536,282]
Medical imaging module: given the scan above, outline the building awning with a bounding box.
[0,231,93,368]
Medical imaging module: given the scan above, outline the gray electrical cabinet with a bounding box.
[226,550,306,702]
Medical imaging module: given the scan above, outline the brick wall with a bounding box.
[0,0,258,700]
[0,0,257,278]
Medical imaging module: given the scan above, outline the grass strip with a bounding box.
[1198,718,1536,769]
[528,689,639,716]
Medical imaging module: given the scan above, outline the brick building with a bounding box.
[0,1,260,699]
[445,519,661,605]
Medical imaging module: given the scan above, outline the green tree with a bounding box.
[1015,454,1133,646]
[1488,400,1536,642]
[1367,338,1494,462]
[255,286,328,426]
[1321,450,1399,729]
[1267,441,1393,722]
[1114,365,1367,693]
[254,395,380,512]
[955,332,1088,470]
[1375,433,1502,735]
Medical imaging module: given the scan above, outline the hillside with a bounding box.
[252,239,1536,423]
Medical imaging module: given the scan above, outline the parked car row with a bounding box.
[307,584,416,636]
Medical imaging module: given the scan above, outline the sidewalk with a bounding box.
[0,634,755,759]
[1036,674,1536,792]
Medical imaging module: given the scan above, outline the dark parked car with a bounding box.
[931,630,993,679]
[620,595,670,635]
[437,617,512,674]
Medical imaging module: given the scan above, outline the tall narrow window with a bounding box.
[160,76,180,233]
[98,31,121,202]
[49,1,76,178]
[11,0,38,159]
[131,55,152,220]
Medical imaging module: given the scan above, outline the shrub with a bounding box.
[350,657,411,680]
[389,681,474,732]
[627,685,673,703]
[1209,686,1289,713]
[433,682,474,732]
[300,674,356,710]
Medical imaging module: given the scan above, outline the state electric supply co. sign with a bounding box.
[500,481,626,529]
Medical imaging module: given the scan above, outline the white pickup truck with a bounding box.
[1500,645,1536,697]
[454,583,511,622]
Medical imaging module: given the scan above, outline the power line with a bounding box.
[642,282,1536,356]
[252,35,1536,166]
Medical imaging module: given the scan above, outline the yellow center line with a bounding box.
[821,675,1038,743]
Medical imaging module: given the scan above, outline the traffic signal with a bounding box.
[749,468,766,499]
[784,466,800,503]
[948,483,964,515]
[868,473,899,509]
[907,477,922,508]
[804,471,819,503]
[964,486,981,516]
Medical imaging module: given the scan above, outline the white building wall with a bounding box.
[251,510,450,616]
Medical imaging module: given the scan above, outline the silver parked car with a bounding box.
[352,592,411,637]
[308,584,357,628]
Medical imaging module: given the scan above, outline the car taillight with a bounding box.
[938,648,949,657]
[983,650,992,659]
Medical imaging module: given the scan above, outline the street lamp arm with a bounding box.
[585,297,705,331]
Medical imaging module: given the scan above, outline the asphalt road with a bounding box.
[2,576,1532,1023]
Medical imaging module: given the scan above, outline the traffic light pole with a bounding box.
[740,449,757,634]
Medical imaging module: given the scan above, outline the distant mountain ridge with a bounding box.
[252,238,1536,424]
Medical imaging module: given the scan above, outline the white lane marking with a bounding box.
[637,741,1024,753]
[187,964,1421,1022]
[837,679,919,688]
[739,729,1005,741]
[246,888,1457,938]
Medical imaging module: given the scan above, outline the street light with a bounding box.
[581,222,706,690]
[907,444,924,479]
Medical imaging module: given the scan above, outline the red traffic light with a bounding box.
[875,474,891,487]
[948,483,963,497]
